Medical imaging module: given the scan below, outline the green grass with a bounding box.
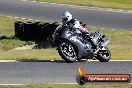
[0,48,61,60]
[0,16,46,37]
[0,16,15,36]
[0,37,34,51]
[33,0,132,10]
[0,16,45,50]
[0,84,132,88]
[0,16,132,60]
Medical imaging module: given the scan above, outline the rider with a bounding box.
[61,11,90,33]
[61,11,96,47]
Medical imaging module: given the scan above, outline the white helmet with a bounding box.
[61,11,72,22]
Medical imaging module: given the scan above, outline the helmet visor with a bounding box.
[62,17,68,22]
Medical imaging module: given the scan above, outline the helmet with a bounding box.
[61,11,72,22]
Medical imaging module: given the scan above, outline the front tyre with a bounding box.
[58,41,77,63]
[96,47,111,62]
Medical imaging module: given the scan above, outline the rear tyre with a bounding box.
[58,41,77,63]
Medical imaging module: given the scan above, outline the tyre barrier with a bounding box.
[15,21,59,42]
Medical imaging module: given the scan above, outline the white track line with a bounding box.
[0,60,17,62]
[111,60,132,61]
[22,0,28,2]
[4,15,32,20]
[6,16,12,18]
[51,60,54,61]
[39,2,45,4]
[28,18,33,20]
[88,60,132,62]
[1,15,36,21]
[21,18,27,20]
[0,84,25,85]
[14,17,19,19]
[0,60,132,62]
[0,83,132,85]
[31,1,37,2]
[0,83,131,85]
[53,83,132,84]
[23,0,132,13]
[0,14,4,16]
[52,83,77,84]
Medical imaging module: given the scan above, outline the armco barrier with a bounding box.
[15,21,59,42]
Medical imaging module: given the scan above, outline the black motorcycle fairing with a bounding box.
[60,28,94,59]
[53,25,111,62]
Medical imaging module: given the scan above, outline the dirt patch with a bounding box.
[13,44,37,50]
[13,41,54,50]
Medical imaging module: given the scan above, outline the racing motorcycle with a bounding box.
[52,24,111,63]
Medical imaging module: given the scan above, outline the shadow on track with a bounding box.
[16,60,88,63]
[16,60,65,63]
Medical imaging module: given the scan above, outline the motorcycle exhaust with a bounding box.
[94,39,110,54]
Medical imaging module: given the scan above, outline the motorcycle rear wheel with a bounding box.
[58,41,78,63]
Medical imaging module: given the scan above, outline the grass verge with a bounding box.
[0,16,45,50]
[32,0,132,10]
[0,48,60,60]
[0,84,132,88]
[0,16,131,60]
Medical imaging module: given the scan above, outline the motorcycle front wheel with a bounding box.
[95,47,111,62]
[58,41,77,63]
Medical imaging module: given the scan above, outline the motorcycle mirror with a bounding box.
[102,35,105,38]
[98,30,100,33]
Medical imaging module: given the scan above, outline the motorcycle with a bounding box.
[52,24,111,63]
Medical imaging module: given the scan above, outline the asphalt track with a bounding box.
[0,60,131,84]
[0,0,132,30]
